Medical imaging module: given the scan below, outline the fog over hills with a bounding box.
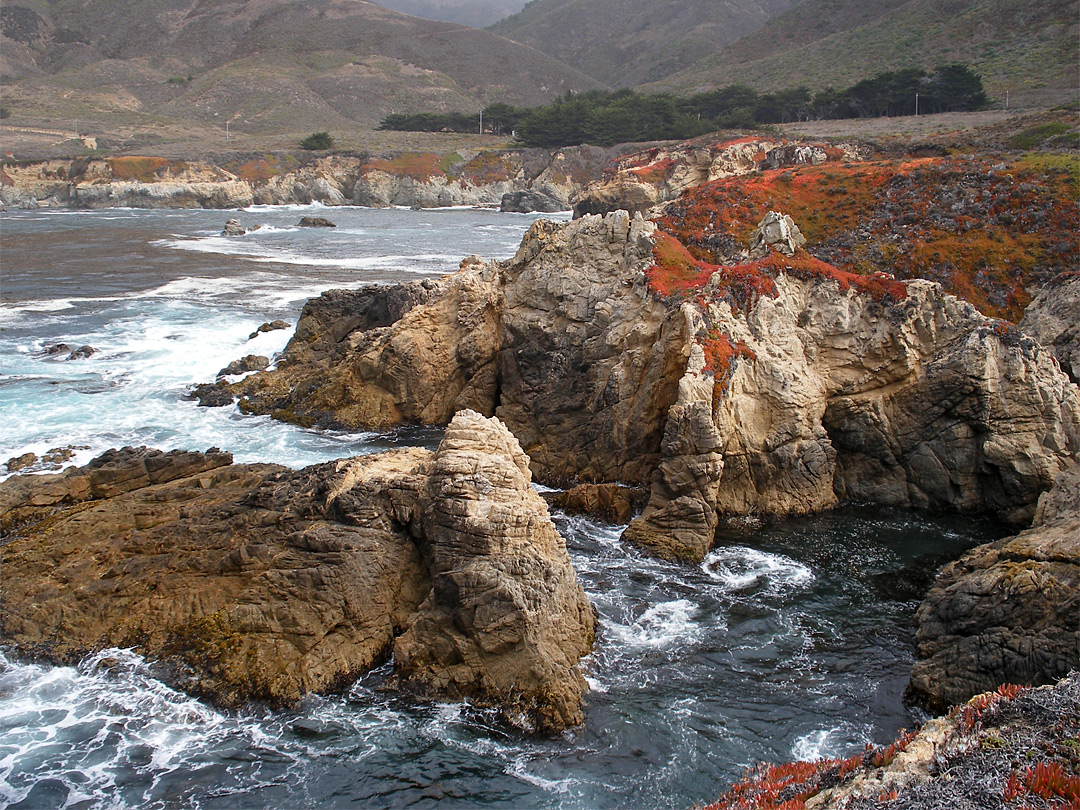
[489,0,802,87]
[374,0,529,28]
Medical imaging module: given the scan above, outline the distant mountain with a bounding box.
[488,0,801,87]
[641,0,1080,107]
[0,0,601,136]
[374,0,530,28]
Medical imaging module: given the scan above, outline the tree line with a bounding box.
[378,64,988,148]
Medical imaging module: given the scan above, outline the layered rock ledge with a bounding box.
[223,212,1080,564]
[0,414,595,733]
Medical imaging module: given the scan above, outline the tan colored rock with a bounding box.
[0,417,595,732]
[392,410,596,733]
[622,339,724,561]
[1020,272,1080,384]
[548,483,643,524]
[909,462,1080,710]
[231,214,1079,563]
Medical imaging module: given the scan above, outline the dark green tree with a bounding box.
[300,131,334,150]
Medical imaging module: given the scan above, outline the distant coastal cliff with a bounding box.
[0,145,637,213]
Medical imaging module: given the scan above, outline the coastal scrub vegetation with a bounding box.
[655,155,1079,321]
[300,131,335,150]
[378,65,988,147]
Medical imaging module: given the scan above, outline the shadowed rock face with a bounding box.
[0,416,595,733]
[227,212,1080,563]
[909,462,1080,710]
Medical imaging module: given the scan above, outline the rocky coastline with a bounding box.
[2,131,1077,761]
[0,413,595,733]
[0,144,639,212]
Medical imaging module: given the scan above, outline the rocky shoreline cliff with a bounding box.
[0,145,638,212]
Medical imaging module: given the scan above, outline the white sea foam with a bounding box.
[702,547,814,593]
[607,599,701,649]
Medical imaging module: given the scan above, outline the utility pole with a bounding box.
[914,93,919,117]
[479,109,483,134]
[1005,91,1009,110]
[226,120,230,141]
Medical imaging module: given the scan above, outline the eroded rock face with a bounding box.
[230,213,1079,562]
[908,462,1080,710]
[571,137,859,218]
[392,411,596,733]
[1020,273,1080,385]
[0,421,595,732]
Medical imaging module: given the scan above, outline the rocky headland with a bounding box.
[216,211,1079,565]
[0,412,595,733]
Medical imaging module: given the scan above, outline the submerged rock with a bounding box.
[909,462,1080,709]
[0,417,595,732]
[297,216,336,228]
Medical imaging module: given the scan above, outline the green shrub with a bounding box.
[300,131,334,150]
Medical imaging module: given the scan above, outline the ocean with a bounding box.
[0,205,998,809]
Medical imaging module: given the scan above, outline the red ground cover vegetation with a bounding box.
[657,156,1078,321]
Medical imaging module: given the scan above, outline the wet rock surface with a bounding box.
[909,462,1080,710]
[0,417,595,732]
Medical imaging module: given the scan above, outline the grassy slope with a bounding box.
[640,0,1080,107]
[0,0,603,139]
[488,0,801,87]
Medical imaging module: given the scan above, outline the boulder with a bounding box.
[547,483,644,524]
[216,354,269,378]
[392,411,596,733]
[298,216,336,228]
[747,210,807,259]
[190,383,235,408]
[249,320,290,340]
[67,345,96,360]
[0,416,595,732]
[221,218,246,236]
[500,189,566,213]
[5,453,39,473]
[908,462,1080,710]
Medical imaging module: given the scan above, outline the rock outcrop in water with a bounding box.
[229,212,1080,562]
[909,461,1080,710]
[0,418,595,732]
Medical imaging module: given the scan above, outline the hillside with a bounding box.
[488,0,801,87]
[0,0,602,142]
[642,0,1079,108]
[374,0,529,28]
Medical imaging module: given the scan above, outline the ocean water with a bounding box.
[0,205,1000,810]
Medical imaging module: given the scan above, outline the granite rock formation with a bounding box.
[392,410,596,733]
[0,416,595,732]
[571,137,860,218]
[1020,272,1080,385]
[909,462,1080,710]
[229,212,1080,562]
